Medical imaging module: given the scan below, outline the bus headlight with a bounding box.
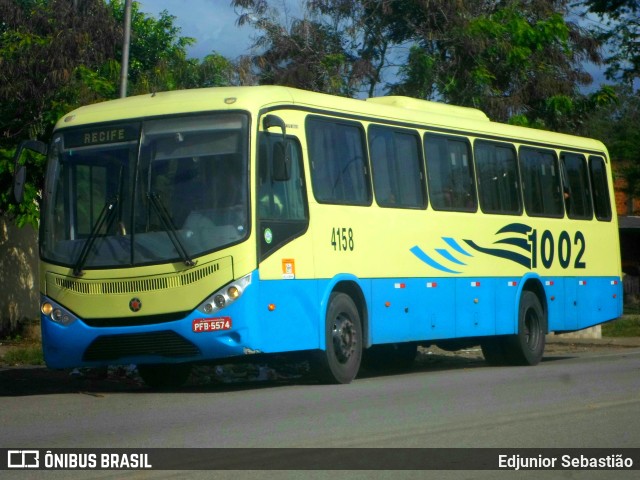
[41,297,78,326]
[197,273,252,314]
[214,295,226,309]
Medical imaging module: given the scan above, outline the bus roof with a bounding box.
[55,85,607,154]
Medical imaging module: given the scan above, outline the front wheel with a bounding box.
[313,292,363,384]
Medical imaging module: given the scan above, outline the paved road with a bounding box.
[1,345,639,478]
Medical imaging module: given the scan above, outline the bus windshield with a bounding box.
[42,113,249,270]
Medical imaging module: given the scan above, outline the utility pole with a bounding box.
[119,0,133,98]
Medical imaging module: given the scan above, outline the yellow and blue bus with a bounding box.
[13,86,622,387]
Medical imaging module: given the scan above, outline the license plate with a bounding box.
[192,317,232,333]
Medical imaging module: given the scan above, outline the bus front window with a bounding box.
[41,113,249,270]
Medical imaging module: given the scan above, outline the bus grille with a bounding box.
[82,331,200,362]
[53,261,221,295]
[82,311,190,327]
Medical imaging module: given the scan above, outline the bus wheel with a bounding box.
[505,291,546,366]
[363,343,418,371]
[480,338,508,366]
[314,292,362,384]
[138,363,192,389]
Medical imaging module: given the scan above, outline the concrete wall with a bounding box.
[0,216,39,336]
[553,325,602,340]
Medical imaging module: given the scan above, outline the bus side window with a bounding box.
[560,152,593,220]
[424,133,477,212]
[519,147,564,218]
[368,124,426,209]
[306,116,371,205]
[258,134,306,221]
[475,140,521,215]
[589,155,612,221]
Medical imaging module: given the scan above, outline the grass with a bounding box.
[0,320,44,366]
[602,315,640,338]
[2,344,44,366]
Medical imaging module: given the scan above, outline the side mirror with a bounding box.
[13,139,47,203]
[263,114,291,182]
[272,142,291,181]
[262,114,287,140]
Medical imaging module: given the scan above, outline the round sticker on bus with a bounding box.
[264,228,273,244]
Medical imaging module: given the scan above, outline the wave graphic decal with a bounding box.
[464,223,533,269]
[410,236,473,274]
[410,223,533,274]
[410,246,463,274]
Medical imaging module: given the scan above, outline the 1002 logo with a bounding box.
[528,229,586,269]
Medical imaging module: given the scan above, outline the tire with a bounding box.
[138,363,192,389]
[362,343,418,371]
[504,290,546,365]
[313,292,363,384]
[480,337,508,366]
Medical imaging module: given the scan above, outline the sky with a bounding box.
[136,0,259,59]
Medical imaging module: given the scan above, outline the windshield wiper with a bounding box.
[73,196,119,277]
[147,191,195,267]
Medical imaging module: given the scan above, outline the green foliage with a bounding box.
[393,46,438,99]
[507,115,547,129]
[578,85,640,209]
[602,316,640,337]
[583,0,639,85]
[108,0,196,93]
[580,85,640,161]
[198,53,238,87]
[390,2,598,126]
[232,0,387,96]
[2,344,44,366]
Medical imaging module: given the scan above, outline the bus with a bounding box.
[13,86,623,387]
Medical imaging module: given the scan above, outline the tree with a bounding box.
[0,0,119,144]
[232,0,376,96]
[582,0,640,85]
[580,84,640,213]
[387,0,602,128]
[0,0,120,225]
[107,0,198,94]
[0,0,236,227]
[581,1,640,212]
[232,0,606,130]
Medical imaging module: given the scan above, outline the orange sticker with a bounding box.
[282,259,295,279]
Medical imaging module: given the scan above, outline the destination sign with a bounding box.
[64,125,140,148]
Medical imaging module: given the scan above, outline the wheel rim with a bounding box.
[331,313,357,364]
[524,307,541,351]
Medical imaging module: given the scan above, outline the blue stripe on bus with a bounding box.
[442,237,473,257]
[435,248,467,266]
[410,246,462,274]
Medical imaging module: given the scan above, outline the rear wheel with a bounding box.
[481,291,546,366]
[138,363,192,389]
[313,292,363,384]
[506,290,546,365]
[480,337,508,366]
